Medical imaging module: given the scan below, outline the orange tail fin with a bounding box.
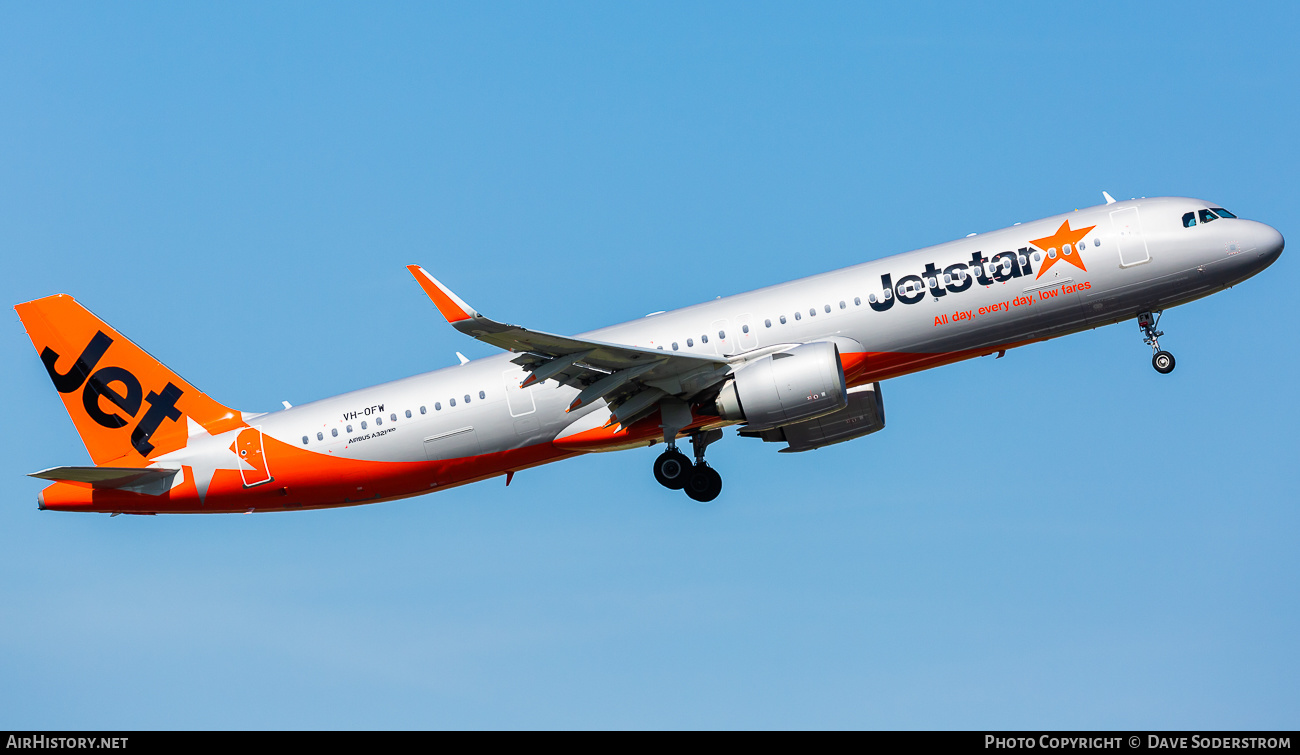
[16,294,245,466]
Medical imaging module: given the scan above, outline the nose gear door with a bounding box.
[232,427,273,487]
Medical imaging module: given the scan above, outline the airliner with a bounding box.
[18,194,1283,512]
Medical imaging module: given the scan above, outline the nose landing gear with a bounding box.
[1138,310,1175,374]
[652,429,724,502]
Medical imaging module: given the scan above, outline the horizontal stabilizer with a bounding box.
[30,465,179,492]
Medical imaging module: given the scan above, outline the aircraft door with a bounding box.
[1112,207,1151,267]
[502,369,537,417]
[232,427,273,487]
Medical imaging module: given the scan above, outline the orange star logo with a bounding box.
[1029,220,1095,279]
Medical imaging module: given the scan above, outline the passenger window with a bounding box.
[764,319,771,328]
[1063,244,1073,256]
[1212,207,1237,218]
[317,432,324,441]
[376,417,382,426]
[718,330,725,339]
[883,289,892,300]
[742,325,750,334]
[450,398,456,407]
[869,293,878,303]
[794,312,802,321]
[1048,249,1058,259]
[391,413,397,422]
[301,436,309,445]
[943,274,952,285]
[854,297,861,306]
[1094,238,1100,247]
[464,394,471,403]
[1199,209,1218,224]
[347,424,353,433]
[672,342,679,350]
[420,406,426,415]
[479,391,486,399]
[1018,255,1027,266]
[779,316,787,324]
[687,338,694,347]
[361,421,367,429]
[824,304,831,313]
[809,308,816,316]
[332,428,338,437]
[435,402,441,410]
[701,335,708,344]
[1183,212,1196,228]
[405,409,412,418]
[839,301,846,309]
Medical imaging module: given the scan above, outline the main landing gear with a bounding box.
[1138,310,1176,374]
[653,429,724,503]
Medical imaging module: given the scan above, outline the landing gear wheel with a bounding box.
[1138,311,1176,374]
[684,464,723,503]
[653,449,692,490]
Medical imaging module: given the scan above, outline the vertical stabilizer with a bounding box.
[16,294,244,466]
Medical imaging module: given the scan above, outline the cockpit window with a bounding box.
[1198,209,1219,224]
[1212,207,1237,218]
[1183,212,1196,228]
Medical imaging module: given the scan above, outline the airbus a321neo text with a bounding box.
[18,194,1283,512]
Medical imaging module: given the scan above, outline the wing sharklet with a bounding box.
[407,265,478,323]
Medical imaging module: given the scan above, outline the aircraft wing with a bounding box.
[407,265,731,421]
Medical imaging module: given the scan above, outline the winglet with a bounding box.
[407,265,478,323]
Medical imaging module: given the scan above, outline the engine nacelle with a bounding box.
[739,383,885,453]
[714,341,847,430]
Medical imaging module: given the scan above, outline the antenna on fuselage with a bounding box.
[1102,191,1117,205]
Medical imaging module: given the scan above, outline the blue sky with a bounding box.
[2,2,1297,729]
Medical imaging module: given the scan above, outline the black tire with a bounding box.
[653,449,692,490]
[1153,351,1176,374]
[684,464,723,503]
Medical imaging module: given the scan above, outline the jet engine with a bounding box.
[714,341,847,430]
[738,383,885,453]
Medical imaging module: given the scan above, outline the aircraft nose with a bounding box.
[1255,222,1284,263]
